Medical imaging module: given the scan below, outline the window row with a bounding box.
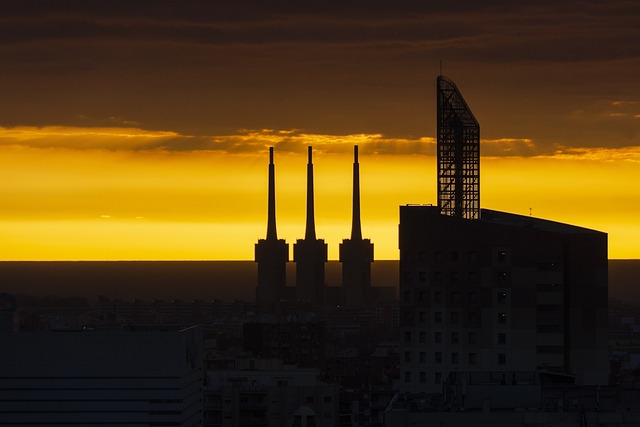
[402,290,509,306]
[405,350,478,365]
[404,330,508,346]
[403,270,511,286]
[405,250,480,265]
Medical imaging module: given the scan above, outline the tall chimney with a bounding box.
[266,147,277,240]
[304,146,316,240]
[339,145,374,307]
[350,145,362,241]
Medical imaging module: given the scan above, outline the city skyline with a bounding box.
[1,1,639,260]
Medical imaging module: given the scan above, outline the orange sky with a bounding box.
[1,127,639,260]
[0,2,638,260]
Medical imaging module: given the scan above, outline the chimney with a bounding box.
[350,145,363,241]
[304,146,316,240]
[266,147,278,240]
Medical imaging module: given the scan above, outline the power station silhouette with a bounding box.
[255,146,377,307]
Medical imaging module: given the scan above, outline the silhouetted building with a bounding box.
[0,325,203,426]
[398,76,608,394]
[243,321,326,364]
[340,146,374,306]
[437,75,480,219]
[256,147,289,304]
[294,147,328,305]
[204,359,337,427]
[399,206,609,393]
[0,293,16,333]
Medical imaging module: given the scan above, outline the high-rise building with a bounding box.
[340,146,374,306]
[255,147,289,304]
[294,147,328,305]
[398,76,608,393]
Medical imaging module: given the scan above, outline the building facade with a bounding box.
[0,326,203,426]
[398,206,609,393]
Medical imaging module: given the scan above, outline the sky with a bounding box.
[0,0,639,260]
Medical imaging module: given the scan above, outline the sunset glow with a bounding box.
[1,127,639,260]
[0,2,638,261]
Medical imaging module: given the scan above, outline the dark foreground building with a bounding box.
[398,75,609,395]
[0,326,204,426]
[398,206,609,393]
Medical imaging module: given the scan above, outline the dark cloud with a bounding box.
[0,0,637,150]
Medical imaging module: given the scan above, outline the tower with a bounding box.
[398,76,608,394]
[339,146,374,306]
[255,147,289,304]
[294,147,328,305]
[437,75,480,219]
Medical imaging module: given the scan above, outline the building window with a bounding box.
[435,372,442,384]
[468,251,478,263]
[404,310,413,324]
[306,396,314,404]
[468,311,479,325]
[497,271,508,283]
[468,291,477,304]
[451,332,459,344]
[498,292,507,304]
[419,372,426,383]
[418,311,425,323]
[537,324,564,334]
[537,346,564,354]
[450,311,459,325]
[419,352,426,363]
[434,271,443,284]
[404,351,411,363]
[435,332,442,344]
[468,271,479,286]
[451,251,459,262]
[451,352,459,364]
[469,353,477,365]
[405,371,411,383]
[434,312,442,324]
[324,396,332,403]
[419,271,426,283]
[418,251,426,264]
[468,332,477,345]
[498,333,506,345]
[403,271,412,283]
[404,331,411,343]
[451,291,460,304]
[434,291,442,304]
[418,291,425,302]
[498,313,507,324]
[537,304,563,314]
[537,283,563,292]
[435,352,442,364]
[404,290,411,302]
[449,272,458,285]
[497,250,508,262]
[434,251,443,263]
[498,353,506,365]
[419,332,426,343]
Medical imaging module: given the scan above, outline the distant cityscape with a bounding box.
[2,76,640,426]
